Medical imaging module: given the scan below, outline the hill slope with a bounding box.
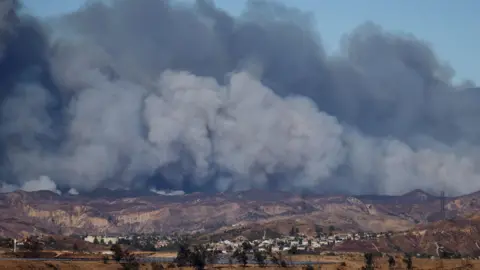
[0,189,477,238]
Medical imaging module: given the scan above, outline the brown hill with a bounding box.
[330,216,480,257]
[0,189,478,239]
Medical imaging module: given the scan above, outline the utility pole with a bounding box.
[13,239,16,253]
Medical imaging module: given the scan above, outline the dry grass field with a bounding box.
[0,252,479,269]
[0,260,479,269]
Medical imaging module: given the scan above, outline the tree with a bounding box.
[73,242,79,253]
[93,237,99,245]
[47,236,56,246]
[289,226,296,236]
[315,225,323,238]
[328,225,335,233]
[190,245,207,270]
[363,252,374,270]
[175,241,192,267]
[288,245,298,254]
[253,249,266,267]
[144,242,156,252]
[206,250,218,265]
[232,248,248,267]
[403,253,413,270]
[122,249,140,270]
[241,241,252,251]
[110,244,124,262]
[388,255,396,269]
[100,238,105,245]
[24,236,43,256]
[108,240,113,245]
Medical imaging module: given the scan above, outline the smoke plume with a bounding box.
[0,0,478,195]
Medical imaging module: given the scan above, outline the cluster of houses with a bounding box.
[83,234,173,250]
[202,231,385,254]
[82,230,389,254]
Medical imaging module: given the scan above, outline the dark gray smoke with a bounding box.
[0,0,478,196]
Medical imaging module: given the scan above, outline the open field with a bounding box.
[0,253,479,269]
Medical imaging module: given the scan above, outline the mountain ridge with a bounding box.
[0,188,475,239]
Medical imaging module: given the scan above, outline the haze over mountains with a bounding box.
[0,0,479,196]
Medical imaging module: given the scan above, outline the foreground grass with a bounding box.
[0,258,478,270]
[0,252,479,269]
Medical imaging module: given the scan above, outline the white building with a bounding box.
[84,235,119,245]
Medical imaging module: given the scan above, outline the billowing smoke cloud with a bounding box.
[0,0,478,196]
[68,188,79,195]
[1,175,61,194]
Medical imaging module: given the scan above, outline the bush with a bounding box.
[121,250,139,270]
[304,264,314,270]
[150,262,165,270]
[232,248,248,267]
[253,249,266,267]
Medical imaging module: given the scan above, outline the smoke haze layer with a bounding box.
[0,0,478,195]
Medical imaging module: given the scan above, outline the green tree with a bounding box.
[206,250,218,265]
[388,255,396,269]
[253,249,266,267]
[363,252,374,270]
[241,241,252,251]
[110,243,124,262]
[100,238,105,245]
[232,248,248,267]
[289,226,296,236]
[190,245,207,270]
[24,236,43,255]
[93,237,99,245]
[174,241,192,267]
[315,225,323,237]
[122,249,140,270]
[73,242,79,253]
[403,253,413,270]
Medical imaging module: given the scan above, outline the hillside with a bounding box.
[0,189,476,239]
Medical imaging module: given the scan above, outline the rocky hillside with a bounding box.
[0,189,477,238]
[330,217,480,257]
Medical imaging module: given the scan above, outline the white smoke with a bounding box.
[68,188,79,195]
[0,175,61,194]
[150,188,185,196]
[12,70,480,195]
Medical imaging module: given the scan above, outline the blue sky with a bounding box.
[22,0,479,84]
